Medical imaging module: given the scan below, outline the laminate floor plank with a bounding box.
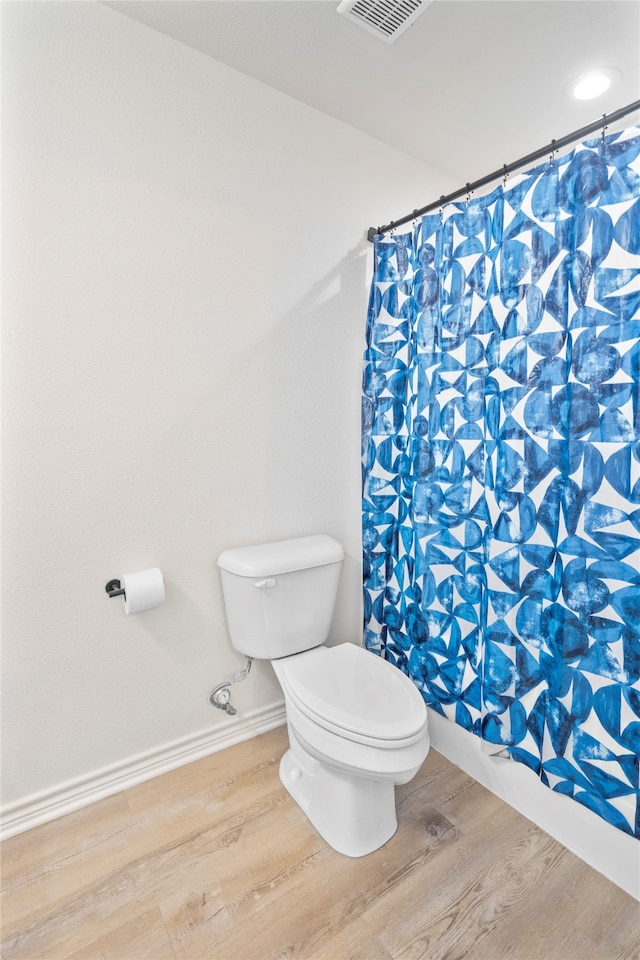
[125,736,282,817]
[2,759,289,958]
[366,804,545,959]
[479,851,640,960]
[62,907,177,960]
[2,725,638,960]
[0,793,133,929]
[381,830,566,960]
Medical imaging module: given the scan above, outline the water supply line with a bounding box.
[209,656,253,715]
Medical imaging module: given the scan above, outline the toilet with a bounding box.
[217,534,430,857]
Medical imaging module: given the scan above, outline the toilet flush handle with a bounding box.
[254,578,276,589]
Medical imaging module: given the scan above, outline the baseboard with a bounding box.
[4,702,637,900]
[427,707,640,901]
[0,703,287,841]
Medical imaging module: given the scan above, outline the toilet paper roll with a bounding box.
[121,567,165,615]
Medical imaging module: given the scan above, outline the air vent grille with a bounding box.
[337,0,431,44]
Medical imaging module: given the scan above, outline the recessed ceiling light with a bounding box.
[574,72,610,100]
[566,67,622,102]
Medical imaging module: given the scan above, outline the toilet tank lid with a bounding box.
[217,534,344,577]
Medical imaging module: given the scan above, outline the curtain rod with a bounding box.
[367,100,640,242]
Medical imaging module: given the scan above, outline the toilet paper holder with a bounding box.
[105,579,126,599]
[105,567,165,615]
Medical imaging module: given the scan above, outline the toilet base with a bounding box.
[279,728,398,857]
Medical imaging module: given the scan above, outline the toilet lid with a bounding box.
[276,644,427,742]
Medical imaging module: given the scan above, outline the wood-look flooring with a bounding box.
[2,725,639,960]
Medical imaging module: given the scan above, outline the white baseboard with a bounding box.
[427,707,640,901]
[4,701,637,901]
[0,703,287,841]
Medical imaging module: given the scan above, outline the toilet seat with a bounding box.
[273,643,427,748]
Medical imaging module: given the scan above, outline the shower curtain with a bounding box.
[362,124,640,837]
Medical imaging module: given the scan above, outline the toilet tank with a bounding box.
[217,535,345,659]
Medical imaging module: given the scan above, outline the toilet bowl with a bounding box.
[272,643,429,856]
[217,534,430,857]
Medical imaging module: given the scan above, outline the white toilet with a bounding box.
[217,534,430,857]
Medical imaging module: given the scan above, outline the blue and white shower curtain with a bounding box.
[362,125,640,837]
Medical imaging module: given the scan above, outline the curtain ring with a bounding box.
[549,139,557,166]
[502,164,509,187]
[602,114,608,147]
[389,220,396,237]
[439,195,445,219]
[465,183,471,204]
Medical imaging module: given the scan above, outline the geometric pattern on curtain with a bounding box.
[362,125,640,837]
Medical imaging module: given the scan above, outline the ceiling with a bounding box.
[103,1,640,183]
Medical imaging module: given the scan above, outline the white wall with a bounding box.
[1,1,455,831]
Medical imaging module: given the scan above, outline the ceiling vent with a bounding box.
[337,0,432,44]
